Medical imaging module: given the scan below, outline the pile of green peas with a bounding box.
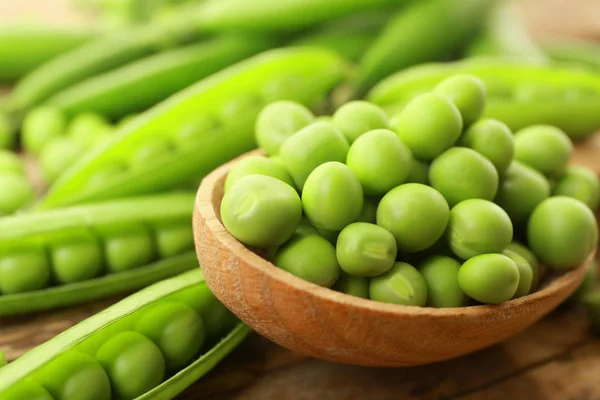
[221,74,599,307]
[0,150,35,215]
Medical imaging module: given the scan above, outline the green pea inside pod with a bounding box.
[0,379,54,400]
[67,113,112,150]
[332,271,369,299]
[279,121,349,190]
[0,112,15,150]
[131,138,173,164]
[35,351,111,400]
[419,256,468,308]
[0,173,35,216]
[254,100,315,156]
[275,233,340,288]
[0,249,50,294]
[302,162,363,232]
[553,166,600,211]
[22,107,66,156]
[332,100,389,143]
[369,262,427,306]
[459,118,514,176]
[224,155,295,193]
[432,74,486,128]
[221,174,302,249]
[0,150,25,176]
[346,129,412,196]
[101,223,156,273]
[49,230,104,284]
[458,253,520,304]
[39,136,85,184]
[503,250,534,299]
[506,241,542,291]
[154,220,194,258]
[135,301,204,371]
[96,331,165,400]
[513,125,573,178]
[405,158,429,185]
[429,147,499,208]
[175,114,217,144]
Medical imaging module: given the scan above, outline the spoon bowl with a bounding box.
[193,150,591,367]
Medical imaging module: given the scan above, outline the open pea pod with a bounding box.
[38,47,350,209]
[0,269,249,400]
[367,58,600,141]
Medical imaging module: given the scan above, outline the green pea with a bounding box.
[419,256,468,308]
[377,183,449,253]
[447,199,513,260]
[22,107,66,156]
[67,113,111,149]
[394,93,463,161]
[96,331,165,400]
[458,254,520,304]
[459,118,514,176]
[503,250,534,298]
[356,197,379,224]
[275,234,340,287]
[135,302,204,371]
[154,222,194,258]
[0,379,54,400]
[332,100,389,143]
[39,136,85,183]
[336,222,397,278]
[279,121,349,190]
[405,158,429,185]
[255,100,315,156]
[132,139,173,164]
[37,352,111,400]
[528,196,598,270]
[0,250,50,294]
[432,74,486,127]
[494,161,551,224]
[553,166,600,210]
[332,271,369,299]
[221,174,302,249]
[429,147,499,207]
[369,262,427,306]
[346,129,412,196]
[514,125,573,177]
[0,150,25,175]
[104,224,155,272]
[0,112,15,150]
[506,241,541,290]
[302,162,363,232]
[50,233,103,284]
[224,155,295,193]
[0,174,35,215]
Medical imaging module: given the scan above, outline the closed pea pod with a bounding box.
[552,166,600,210]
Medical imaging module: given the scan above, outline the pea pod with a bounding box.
[0,269,249,400]
[368,58,600,140]
[541,39,600,70]
[37,47,350,209]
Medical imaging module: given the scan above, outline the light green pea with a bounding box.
[224,155,295,192]
[39,136,85,183]
[275,234,340,287]
[369,262,427,306]
[356,197,379,224]
[279,121,349,190]
[503,250,534,299]
[0,150,25,175]
[67,113,112,149]
[553,166,600,210]
[514,125,573,177]
[0,112,15,149]
[332,100,389,143]
[332,271,369,299]
[302,162,363,232]
[394,93,462,161]
[22,107,66,156]
[459,118,514,176]
[0,379,54,400]
[154,221,194,258]
[0,174,35,215]
[432,74,486,127]
[255,100,315,155]
[221,174,302,249]
[346,129,412,196]
[50,233,103,284]
[405,158,429,185]
[104,224,155,272]
[132,139,173,164]
[506,241,541,291]
[419,256,468,308]
[458,254,520,304]
[0,250,50,294]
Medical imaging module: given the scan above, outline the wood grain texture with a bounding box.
[192,149,590,367]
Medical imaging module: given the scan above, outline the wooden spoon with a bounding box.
[193,150,591,367]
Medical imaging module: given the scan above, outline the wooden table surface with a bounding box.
[2,1,600,399]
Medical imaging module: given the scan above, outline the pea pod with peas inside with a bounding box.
[367,58,600,140]
[0,269,249,400]
[36,47,350,209]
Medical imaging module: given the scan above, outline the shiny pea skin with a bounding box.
[332,100,389,143]
[336,222,397,277]
[528,196,598,270]
[377,183,449,253]
[458,254,519,304]
[369,262,427,306]
[503,250,533,298]
[553,166,600,210]
[394,93,463,161]
[36,352,111,400]
[104,224,155,272]
[221,174,302,249]
[506,241,541,290]
[405,158,429,184]
[22,107,66,156]
[224,155,295,192]
[96,331,165,400]
[0,174,35,215]
[432,74,486,127]
[135,302,204,371]
[419,256,468,308]
[459,118,514,176]
[1,379,54,400]
[332,271,369,299]
[275,234,340,287]
[494,161,551,225]
[255,100,315,156]
[302,162,363,232]
[0,250,50,294]
[429,147,499,207]
[279,121,349,190]
[50,233,104,284]
[0,112,15,149]
[356,197,379,224]
[514,125,573,177]
[447,199,513,260]
[39,136,85,183]
[346,129,412,196]
[154,221,194,258]
[0,150,25,175]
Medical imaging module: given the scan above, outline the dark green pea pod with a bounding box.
[0,269,250,400]
[37,47,350,209]
[368,58,600,141]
